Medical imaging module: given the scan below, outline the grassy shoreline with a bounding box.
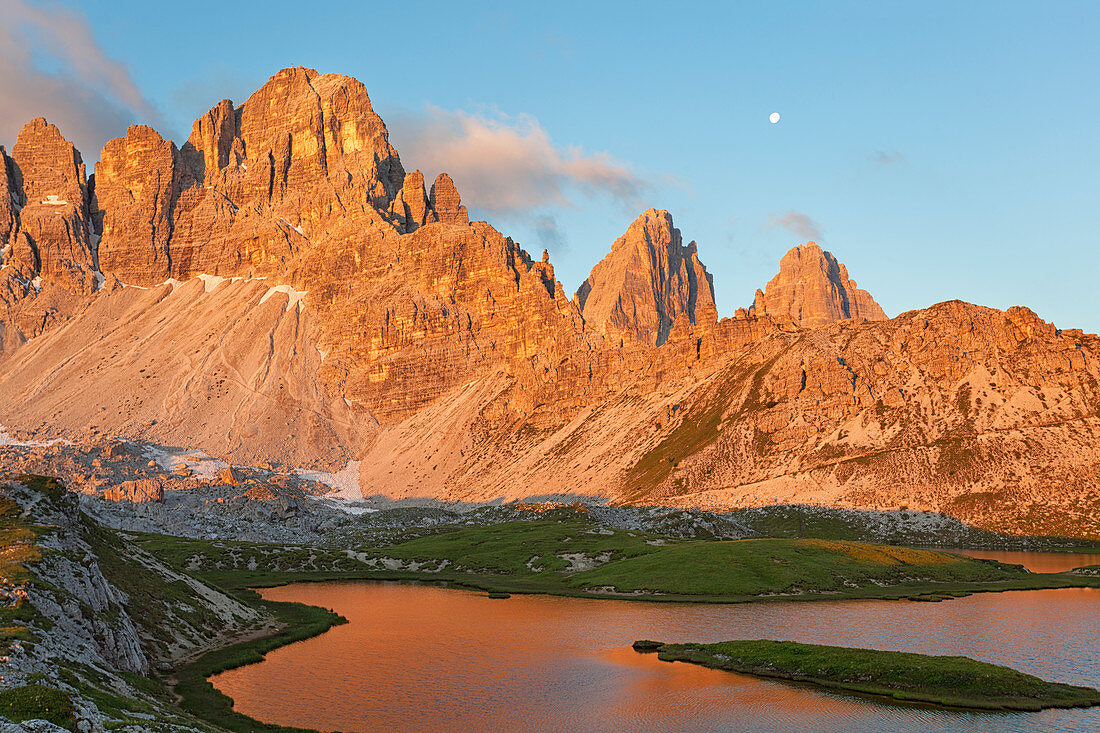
[170,588,345,733]
[635,639,1100,711]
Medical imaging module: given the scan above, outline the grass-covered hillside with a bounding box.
[0,475,326,732]
[569,539,1041,599]
[136,510,1100,603]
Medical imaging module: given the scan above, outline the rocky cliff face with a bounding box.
[0,146,19,253]
[749,241,887,328]
[94,124,183,283]
[577,209,717,346]
[91,66,407,287]
[0,477,267,729]
[9,118,94,282]
[1,67,1097,538]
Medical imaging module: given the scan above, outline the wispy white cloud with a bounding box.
[768,210,823,241]
[0,0,160,157]
[386,106,647,216]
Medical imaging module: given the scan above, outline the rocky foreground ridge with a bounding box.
[1,67,1098,538]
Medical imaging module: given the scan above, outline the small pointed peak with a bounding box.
[631,207,674,229]
[185,98,237,185]
[16,117,76,154]
[124,124,169,143]
[12,117,87,201]
[395,170,431,232]
[429,172,468,225]
[541,249,550,264]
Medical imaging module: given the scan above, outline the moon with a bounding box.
[769,112,781,124]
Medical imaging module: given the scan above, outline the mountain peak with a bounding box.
[577,208,716,346]
[749,241,886,328]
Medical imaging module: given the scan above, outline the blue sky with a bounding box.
[4,0,1098,330]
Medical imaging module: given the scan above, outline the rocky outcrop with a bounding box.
[749,242,886,328]
[103,478,164,503]
[9,119,93,277]
[183,97,236,187]
[390,169,433,232]
[0,479,268,729]
[218,465,243,485]
[577,209,717,345]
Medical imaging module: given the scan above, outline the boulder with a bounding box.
[103,479,164,503]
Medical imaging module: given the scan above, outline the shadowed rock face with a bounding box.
[2,67,1099,540]
[749,242,886,328]
[1,146,21,250]
[577,209,717,346]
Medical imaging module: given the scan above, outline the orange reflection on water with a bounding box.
[211,580,1100,733]
[947,549,1100,574]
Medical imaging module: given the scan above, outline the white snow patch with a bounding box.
[317,347,328,362]
[295,460,362,500]
[161,278,183,289]
[40,195,67,205]
[197,273,227,292]
[30,276,41,293]
[280,218,305,236]
[143,446,228,481]
[318,499,377,515]
[260,284,308,312]
[94,271,105,291]
[0,425,71,448]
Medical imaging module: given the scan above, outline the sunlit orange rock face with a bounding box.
[577,208,717,346]
[1,67,1099,538]
[10,118,94,281]
[749,241,886,328]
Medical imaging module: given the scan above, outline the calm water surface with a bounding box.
[212,552,1100,733]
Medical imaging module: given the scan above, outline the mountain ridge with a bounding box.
[1,66,1097,538]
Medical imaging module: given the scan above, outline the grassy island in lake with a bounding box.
[634,639,1100,711]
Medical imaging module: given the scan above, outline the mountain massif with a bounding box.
[1,67,1097,538]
